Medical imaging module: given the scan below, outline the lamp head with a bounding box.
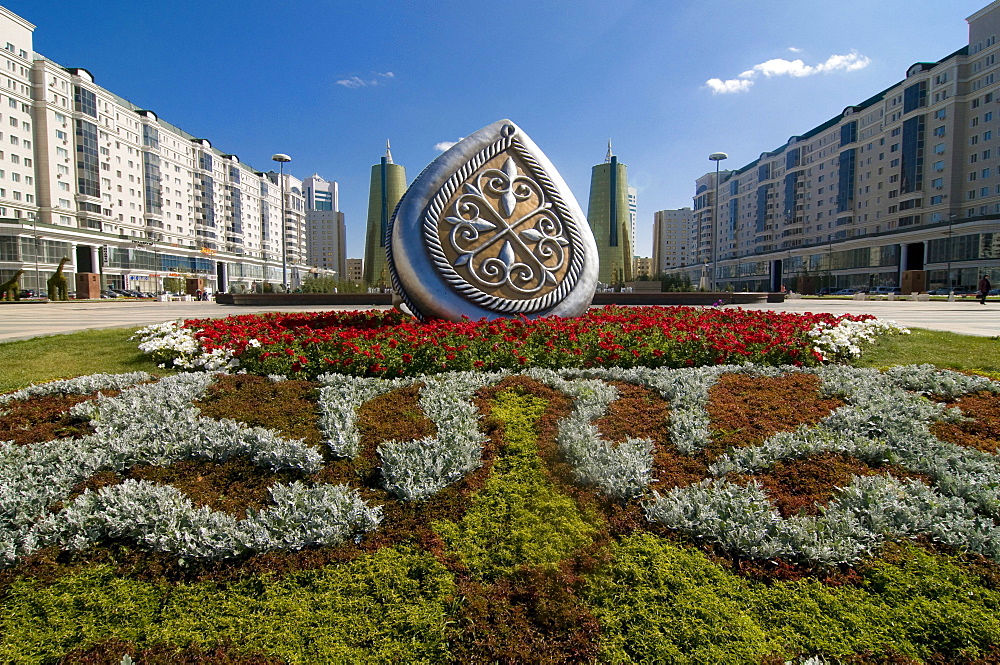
[709,152,728,162]
[271,154,292,163]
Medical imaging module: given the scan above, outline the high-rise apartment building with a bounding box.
[302,174,346,279]
[587,143,633,284]
[652,207,695,273]
[687,0,1000,292]
[362,143,405,286]
[0,4,320,295]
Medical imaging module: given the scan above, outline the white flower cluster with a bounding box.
[131,320,236,371]
[0,372,152,406]
[808,318,910,362]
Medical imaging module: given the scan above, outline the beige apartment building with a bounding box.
[682,0,1000,292]
[0,5,321,295]
[652,207,695,273]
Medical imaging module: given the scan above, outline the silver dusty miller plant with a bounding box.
[3,363,1000,568]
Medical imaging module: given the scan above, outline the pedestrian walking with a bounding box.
[979,274,991,305]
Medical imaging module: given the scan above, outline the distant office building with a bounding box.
[632,256,653,279]
[345,258,363,283]
[587,142,633,284]
[302,174,346,279]
[0,4,312,295]
[688,0,1000,293]
[362,142,405,286]
[652,207,695,273]
[302,173,338,211]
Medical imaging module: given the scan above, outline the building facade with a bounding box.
[652,207,695,273]
[587,145,633,284]
[302,174,346,279]
[345,257,363,284]
[362,144,405,286]
[682,0,1000,293]
[0,4,320,295]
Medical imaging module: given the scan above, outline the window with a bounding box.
[970,172,978,181]
[934,143,945,154]
[933,126,946,136]
[932,178,944,188]
[985,168,992,178]
[933,161,944,171]
[986,131,993,141]
[935,108,947,120]
[55,130,66,140]
[930,195,944,204]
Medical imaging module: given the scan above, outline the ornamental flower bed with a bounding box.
[134,306,904,379]
[3,363,1000,662]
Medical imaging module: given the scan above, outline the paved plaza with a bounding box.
[0,297,996,343]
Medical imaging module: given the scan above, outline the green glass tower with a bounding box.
[363,142,407,286]
[587,142,633,285]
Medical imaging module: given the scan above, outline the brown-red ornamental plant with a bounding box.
[178,306,872,379]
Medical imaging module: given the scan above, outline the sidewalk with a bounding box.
[0,297,995,343]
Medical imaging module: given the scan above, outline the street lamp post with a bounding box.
[31,217,40,297]
[708,152,728,291]
[946,214,956,297]
[271,153,292,292]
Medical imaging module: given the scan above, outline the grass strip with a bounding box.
[856,328,1000,374]
[0,328,170,393]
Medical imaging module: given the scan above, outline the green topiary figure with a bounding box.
[0,269,24,301]
[46,257,70,301]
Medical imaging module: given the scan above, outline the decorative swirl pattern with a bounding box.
[420,128,588,316]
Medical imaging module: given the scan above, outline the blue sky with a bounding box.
[9,0,989,257]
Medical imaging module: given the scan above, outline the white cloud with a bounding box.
[706,50,871,94]
[788,46,803,53]
[433,139,463,152]
[706,78,755,94]
[336,71,395,89]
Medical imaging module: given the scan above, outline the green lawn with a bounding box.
[0,328,170,393]
[854,328,1000,375]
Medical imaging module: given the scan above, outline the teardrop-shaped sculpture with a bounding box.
[388,120,599,321]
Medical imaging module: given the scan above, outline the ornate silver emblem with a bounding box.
[389,120,598,321]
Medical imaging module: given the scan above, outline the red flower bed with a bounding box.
[182,306,870,379]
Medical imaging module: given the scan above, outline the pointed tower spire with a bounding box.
[605,138,613,163]
[385,139,393,164]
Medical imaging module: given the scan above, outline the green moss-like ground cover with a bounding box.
[2,327,1000,662]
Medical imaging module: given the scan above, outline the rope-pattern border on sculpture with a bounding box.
[421,131,586,314]
[385,192,428,321]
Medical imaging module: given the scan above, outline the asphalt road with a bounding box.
[0,296,995,343]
